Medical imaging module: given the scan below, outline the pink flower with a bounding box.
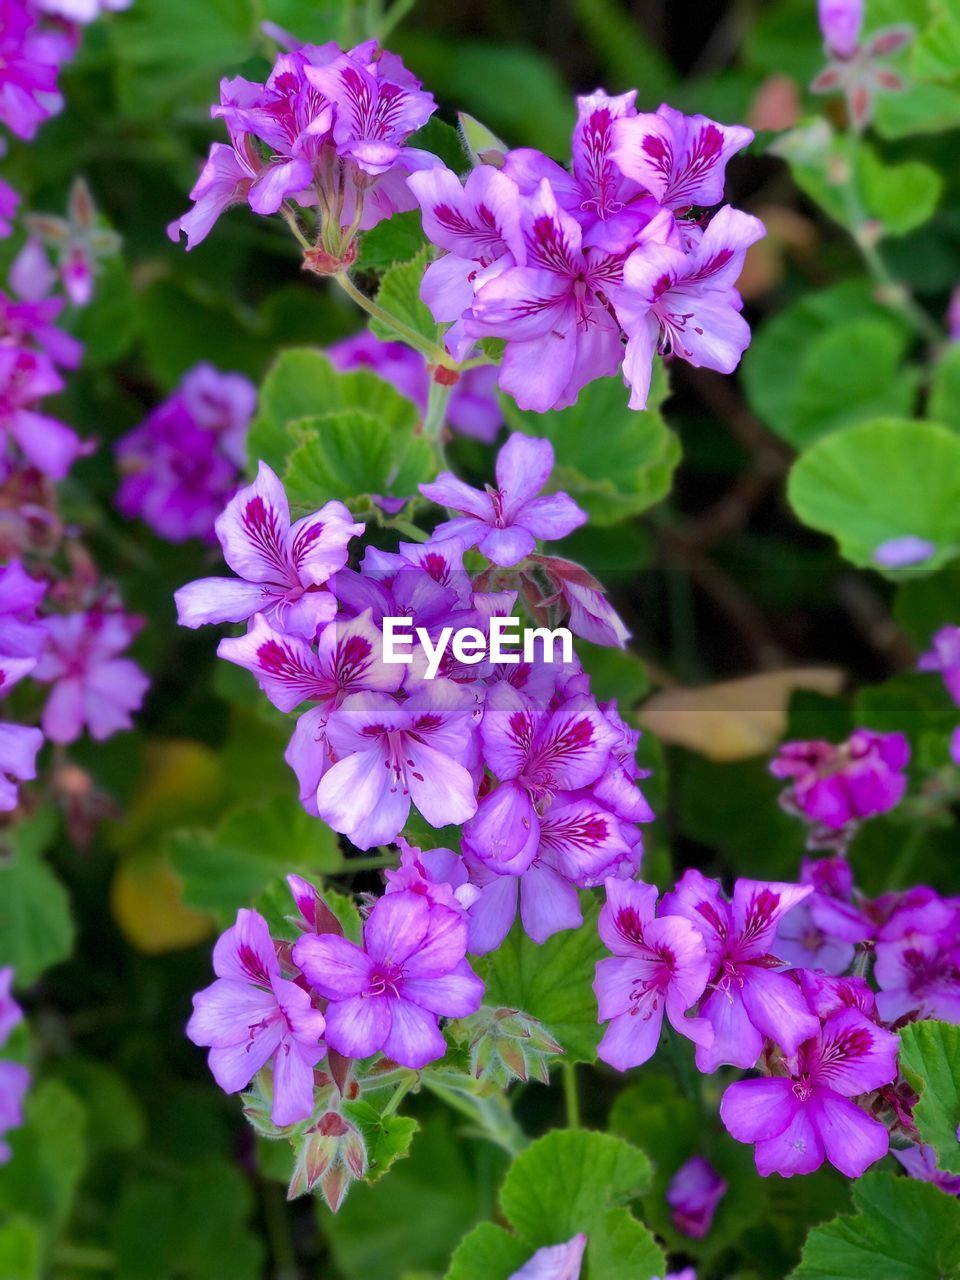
[174,462,363,638]
[187,909,326,1126]
[0,720,42,811]
[818,0,863,59]
[0,345,84,479]
[33,609,149,744]
[292,889,484,1069]
[420,435,586,567]
[594,878,713,1071]
[720,1007,899,1178]
[666,1156,727,1239]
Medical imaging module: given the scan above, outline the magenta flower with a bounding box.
[666,1156,727,1239]
[292,889,484,1068]
[0,720,43,811]
[774,857,858,975]
[614,205,765,409]
[662,871,820,1072]
[610,105,753,212]
[770,729,910,842]
[594,878,712,1071]
[174,462,362,637]
[0,558,46,660]
[810,3,912,130]
[385,839,478,914]
[0,345,84,478]
[316,680,479,849]
[893,1144,960,1196]
[420,435,586,567]
[33,609,149,744]
[508,1234,587,1280]
[187,909,326,1126]
[874,927,960,1023]
[919,625,960,705]
[463,682,617,874]
[720,1007,899,1178]
[0,0,66,141]
[0,180,18,238]
[819,0,863,57]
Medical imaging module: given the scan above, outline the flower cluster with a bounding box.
[168,39,439,269]
[769,728,909,850]
[115,363,257,543]
[919,624,960,765]
[0,968,29,1163]
[408,96,762,412]
[11,177,121,308]
[328,330,502,443]
[812,0,912,130]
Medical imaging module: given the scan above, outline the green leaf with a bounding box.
[446,1223,529,1280]
[167,793,344,923]
[479,894,606,1063]
[355,212,428,272]
[788,418,960,574]
[341,1100,420,1184]
[790,1171,960,1279]
[742,281,911,445]
[54,1059,146,1154]
[0,1219,40,1280]
[502,371,680,525]
[930,344,960,431]
[284,410,437,510]
[369,248,438,349]
[587,1208,667,1280]
[857,144,943,237]
[899,1020,960,1175]
[912,0,960,82]
[0,814,74,987]
[0,1080,87,1246]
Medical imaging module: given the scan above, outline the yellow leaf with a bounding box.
[106,739,225,854]
[111,852,213,954]
[638,668,845,761]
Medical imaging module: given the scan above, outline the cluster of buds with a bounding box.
[449,1006,564,1087]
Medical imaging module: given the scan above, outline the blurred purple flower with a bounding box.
[508,1234,587,1280]
[666,1155,727,1239]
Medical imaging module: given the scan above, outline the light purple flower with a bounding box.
[720,1007,899,1178]
[34,0,131,21]
[666,1155,727,1239]
[770,729,910,839]
[594,878,713,1071]
[874,927,960,1023]
[0,180,19,238]
[614,205,765,409]
[610,105,753,212]
[463,682,617,874]
[774,857,857,975]
[420,435,586,567]
[509,1234,587,1280]
[0,345,85,478]
[0,720,43,811]
[873,535,935,568]
[893,1144,960,1195]
[174,462,363,637]
[919,625,960,706]
[315,680,479,849]
[292,889,484,1068]
[810,11,912,130]
[819,0,863,59]
[0,558,47,660]
[0,1059,29,1163]
[0,969,22,1046]
[187,909,326,1126]
[33,609,149,744]
[384,838,478,914]
[662,871,820,1072]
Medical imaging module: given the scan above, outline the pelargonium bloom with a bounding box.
[594,878,713,1071]
[819,0,863,58]
[0,558,47,659]
[919,625,960,706]
[662,871,820,1072]
[292,889,484,1068]
[187,909,326,1126]
[175,462,363,637]
[774,856,858,975]
[315,680,479,849]
[420,434,586,567]
[892,1144,960,1195]
[0,180,18,238]
[810,0,912,129]
[0,345,85,479]
[720,1007,899,1178]
[0,718,43,811]
[666,1156,727,1239]
[770,729,910,843]
[874,926,960,1023]
[0,966,28,1165]
[0,0,68,142]
[32,609,149,744]
[508,1234,587,1280]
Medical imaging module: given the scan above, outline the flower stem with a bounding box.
[884,824,926,892]
[333,272,457,369]
[423,375,453,443]
[562,1062,581,1129]
[262,1180,300,1280]
[341,851,399,873]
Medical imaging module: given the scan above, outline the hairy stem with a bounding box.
[333,272,456,369]
[562,1062,581,1129]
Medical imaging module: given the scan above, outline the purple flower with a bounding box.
[187,909,326,1126]
[893,1144,960,1196]
[666,1156,727,1239]
[0,1059,29,1163]
[614,205,765,409]
[0,180,19,238]
[385,838,478,913]
[0,720,43,811]
[174,462,363,637]
[720,1007,899,1178]
[919,625,960,706]
[463,682,617,874]
[33,609,149,744]
[594,878,713,1071]
[873,535,935,568]
[508,1234,587,1280]
[610,105,753,212]
[34,0,131,21]
[874,926,960,1023]
[819,0,863,59]
[0,345,85,478]
[420,435,586,567]
[774,857,857,975]
[0,0,67,142]
[328,331,503,443]
[116,365,256,543]
[0,969,22,1045]
[662,871,820,1072]
[292,889,484,1068]
[0,558,47,660]
[315,680,479,849]
[770,729,910,841]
